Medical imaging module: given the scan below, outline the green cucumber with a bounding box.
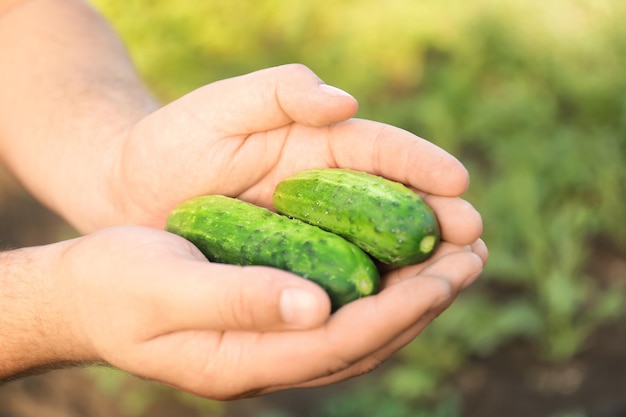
[165,195,379,310]
[273,168,441,266]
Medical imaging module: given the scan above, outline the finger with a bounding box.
[132,246,332,334]
[325,119,470,197]
[130,273,452,399]
[242,276,457,395]
[124,249,483,399]
[423,195,483,245]
[470,238,489,266]
[278,311,439,392]
[418,249,485,294]
[384,240,486,288]
[279,250,484,391]
[180,63,359,134]
[383,241,478,287]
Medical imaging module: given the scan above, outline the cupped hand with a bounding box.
[51,226,486,400]
[110,64,482,248]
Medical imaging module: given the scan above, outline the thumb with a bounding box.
[177,63,359,134]
[145,258,332,333]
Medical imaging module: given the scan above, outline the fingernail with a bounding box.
[280,288,321,326]
[319,84,354,98]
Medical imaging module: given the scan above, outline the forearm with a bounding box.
[0,0,158,232]
[0,243,93,381]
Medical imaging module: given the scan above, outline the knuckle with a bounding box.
[220,267,282,330]
[224,285,258,329]
[280,62,313,76]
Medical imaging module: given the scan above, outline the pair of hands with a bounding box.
[48,64,486,399]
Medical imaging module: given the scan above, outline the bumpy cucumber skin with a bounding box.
[273,168,441,266]
[165,195,380,310]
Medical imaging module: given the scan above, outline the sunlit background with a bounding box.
[1,1,625,416]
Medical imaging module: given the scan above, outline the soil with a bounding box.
[1,176,625,417]
[458,323,626,417]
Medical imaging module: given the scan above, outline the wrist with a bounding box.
[0,0,159,233]
[0,241,97,380]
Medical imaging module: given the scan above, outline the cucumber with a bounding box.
[273,168,440,266]
[165,195,380,310]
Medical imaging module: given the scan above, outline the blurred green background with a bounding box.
[1,0,625,416]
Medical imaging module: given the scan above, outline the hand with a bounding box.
[46,226,486,400]
[110,64,482,249]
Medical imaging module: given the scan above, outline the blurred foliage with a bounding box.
[89,367,223,416]
[87,0,626,414]
[317,383,463,417]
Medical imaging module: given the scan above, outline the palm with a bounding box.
[199,125,332,203]
[71,227,484,400]
[115,65,480,248]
